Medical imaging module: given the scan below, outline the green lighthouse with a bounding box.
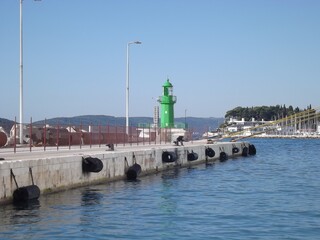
[158,79,177,128]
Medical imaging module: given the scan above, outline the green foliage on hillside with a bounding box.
[225,104,312,121]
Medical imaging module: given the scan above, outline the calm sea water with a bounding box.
[1,138,320,240]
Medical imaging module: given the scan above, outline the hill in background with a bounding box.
[35,115,224,134]
[0,115,224,135]
[0,118,15,134]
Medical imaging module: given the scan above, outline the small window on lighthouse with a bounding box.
[165,110,168,114]
[168,87,173,96]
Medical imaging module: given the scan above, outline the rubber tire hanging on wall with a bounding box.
[219,152,228,162]
[162,151,177,163]
[13,185,40,202]
[82,157,103,173]
[126,163,142,180]
[232,147,240,154]
[11,168,40,203]
[242,146,248,157]
[248,144,257,155]
[187,151,198,161]
[205,147,215,158]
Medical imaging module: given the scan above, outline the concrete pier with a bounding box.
[0,141,249,204]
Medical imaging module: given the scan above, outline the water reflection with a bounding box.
[187,166,198,172]
[125,178,141,184]
[13,199,40,211]
[205,161,216,167]
[160,168,179,211]
[81,188,103,207]
[161,167,180,180]
[10,199,41,226]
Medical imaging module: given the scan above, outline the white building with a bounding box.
[226,117,271,134]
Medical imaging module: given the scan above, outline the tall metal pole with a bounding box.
[19,0,24,144]
[19,0,41,144]
[126,43,130,135]
[125,41,141,135]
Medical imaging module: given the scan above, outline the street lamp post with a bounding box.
[19,0,23,144]
[126,41,141,135]
[19,0,41,144]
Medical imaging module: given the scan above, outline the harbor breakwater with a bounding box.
[0,141,250,204]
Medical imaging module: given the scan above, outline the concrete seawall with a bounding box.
[0,141,249,204]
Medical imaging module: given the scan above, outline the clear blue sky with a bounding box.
[1,0,319,122]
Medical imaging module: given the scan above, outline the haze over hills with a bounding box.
[0,116,224,135]
[2,105,307,135]
[0,118,14,134]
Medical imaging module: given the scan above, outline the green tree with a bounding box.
[225,105,304,121]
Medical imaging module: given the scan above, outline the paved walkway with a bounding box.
[0,140,214,161]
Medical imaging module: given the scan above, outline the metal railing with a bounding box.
[1,119,193,153]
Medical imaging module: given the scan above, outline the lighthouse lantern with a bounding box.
[158,79,177,128]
